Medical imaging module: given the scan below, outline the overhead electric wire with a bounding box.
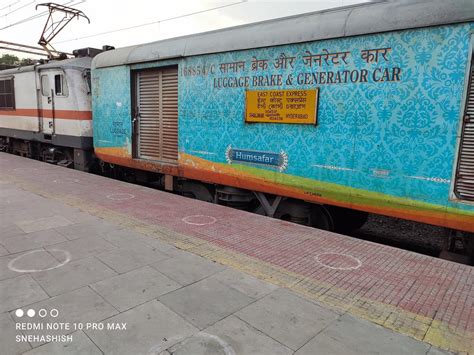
[0,10,47,29]
[0,0,21,11]
[1,0,245,56]
[0,0,81,30]
[55,0,248,44]
[1,0,35,17]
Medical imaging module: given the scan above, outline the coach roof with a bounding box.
[93,0,474,69]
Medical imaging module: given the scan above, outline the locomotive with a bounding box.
[0,50,95,170]
[1,1,473,247]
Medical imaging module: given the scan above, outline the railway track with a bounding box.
[350,214,446,257]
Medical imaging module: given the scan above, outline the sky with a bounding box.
[0,0,368,58]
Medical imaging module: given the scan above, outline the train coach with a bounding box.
[92,1,474,239]
[90,0,474,238]
[0,51,96,170]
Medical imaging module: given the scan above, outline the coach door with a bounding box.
[454,55,474,201]
[133,67,178,163]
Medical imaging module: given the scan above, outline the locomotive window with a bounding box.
[41,75,50,96]
[0,77,15,110]
[83,69,91,95]
[54,74,68,96]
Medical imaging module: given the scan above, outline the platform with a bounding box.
[0,153,472,354]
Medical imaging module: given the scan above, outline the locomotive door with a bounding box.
[38,69,68,136]
[39,71,55,136]
[39,69,67,136]
[133,67,178,163]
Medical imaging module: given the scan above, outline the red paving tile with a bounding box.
[1,153,473,352]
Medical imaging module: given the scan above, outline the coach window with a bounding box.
[54,74,68,96]
[0,77,15,110]
[41,75,50,96]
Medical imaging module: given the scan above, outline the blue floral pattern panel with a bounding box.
[178,23,472,209]
[92,66,132,149]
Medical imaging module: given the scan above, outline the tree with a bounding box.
[0,54,19,65]
[20,58,36,66]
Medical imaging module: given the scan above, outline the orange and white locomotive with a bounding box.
[0,52,94,170]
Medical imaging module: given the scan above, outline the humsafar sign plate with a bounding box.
[245,89,319,125]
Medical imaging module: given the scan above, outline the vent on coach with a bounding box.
[454,59,474,201]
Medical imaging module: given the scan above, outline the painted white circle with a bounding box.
[315,252,362,271]
[50,309,59,318]
[182,215,217,226]
[15,309,24,317]
[27,309,35,317]
[106,193,135,201]
[8,249,71,273]
[198,333,235,355]
[38,309,47,318]
[53,178,80,183]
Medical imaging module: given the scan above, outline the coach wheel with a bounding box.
[326,206,369,234]
[311,205,335,231]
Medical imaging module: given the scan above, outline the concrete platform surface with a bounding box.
[0,153,472,354]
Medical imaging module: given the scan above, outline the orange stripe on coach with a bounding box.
[0,109,92,120]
